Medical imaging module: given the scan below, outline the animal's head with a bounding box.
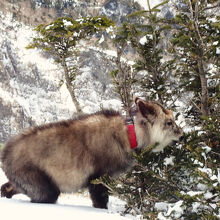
[134,98,183,152]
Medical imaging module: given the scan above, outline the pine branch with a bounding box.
[188,0,205,51]
[152,0,169,11]
[99,180,142,215]
[203,1,220,11]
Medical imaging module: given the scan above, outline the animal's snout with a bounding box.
[179,135,184,142]
[172,134,184,146]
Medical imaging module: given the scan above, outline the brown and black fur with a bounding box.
[1,110,132,208]
[1,98,183,208]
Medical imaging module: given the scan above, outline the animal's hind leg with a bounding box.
[11,164,60,204]
[88,183,109,209]
[1,182,19,198]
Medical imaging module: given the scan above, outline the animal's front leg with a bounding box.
[88,183,109,209]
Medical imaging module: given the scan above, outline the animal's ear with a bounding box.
[135,98,157,117]
[134,97,140,105]
[166,109,173,116]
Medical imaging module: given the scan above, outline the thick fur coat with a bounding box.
[1,98,182,208]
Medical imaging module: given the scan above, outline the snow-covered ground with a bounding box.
[0,168,136,220]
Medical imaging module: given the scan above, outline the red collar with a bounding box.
[126,124,138,149]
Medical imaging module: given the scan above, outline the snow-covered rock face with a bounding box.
[0,0,139,26]
[0,0,133,142]
[0,12,76,142]
[0,11,122,142]
[0,0,175,143]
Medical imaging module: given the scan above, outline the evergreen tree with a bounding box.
[109,0,177,115]
[171,0,220,117]
[128,0,178,105]
[96,1,220,219]
[97,121,219,219]
[110,22,139,118]
[27,16,114,113]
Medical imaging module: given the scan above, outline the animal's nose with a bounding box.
[179,136,184,141]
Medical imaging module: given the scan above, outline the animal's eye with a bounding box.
[167,121,173,126]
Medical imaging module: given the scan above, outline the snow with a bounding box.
[207,17,217,22]
[0,196,130,220]
[99,34,105,44]
[0,12,76,125]
[139,34,154,45]
[218,168,220,183]
[0,11,122,135]
[164,156,175,166]
[63,19,73,27]
[0,87,14,104]
[204,192,214,200]
[166,200,184,218]
[193,159,204,167]
[106,26,114,33]
[139,36,147,45]
[158,212,170,220]
[45,24,54,30]
[134,0,163,10]
[202,146,212,154]
[156,201,185,219]
[0,168,132,220]
[198,167,220,187]
[185,191,203,197]
[0,4,219,220]
[192,202,200,212]
[197,183,208,191]
[155,202,169,211]
[89,45,117,57]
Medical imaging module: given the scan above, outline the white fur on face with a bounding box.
[150,124,172,152]
[149,119,182,153]
[134,98,182,153]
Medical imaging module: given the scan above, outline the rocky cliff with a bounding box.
[0,0,143,142]
[0,0,172,143]
[0,0,139,25]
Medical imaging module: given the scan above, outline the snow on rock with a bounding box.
[134,0,163,10]
[74,66,121,113]
[0,11,121,142]
[0,12,76,141]
[99,34,105,44]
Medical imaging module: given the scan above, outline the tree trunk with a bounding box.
[189,0,209,116]
[61,56,82,113]
[116,45,133,118]
[198,59,209,116]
